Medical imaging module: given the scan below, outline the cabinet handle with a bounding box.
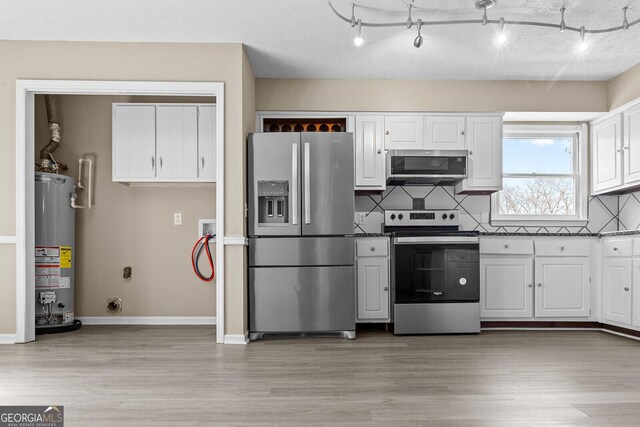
[385,130,389,135]
[537,283,542,287]
[370,247,375,252]
[528,284,533,288]
[461,131,465,136]
[613,247,619,251]
[560,246,565,251]
[159,156,163,168]
[624,146,630,150]
[625,287,630,291]
[384,287,389,291]
[151,156,155,169]
[504,244,509,249]
[201,156,205,170]
[469,151,473,155]
[617,149,622,153]
[377,150,382,154]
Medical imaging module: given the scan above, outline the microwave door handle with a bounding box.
[291,143,298,225]
[304,142,311,224]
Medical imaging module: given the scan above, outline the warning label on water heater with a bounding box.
[60,246,72,268]
[35,246,69,289]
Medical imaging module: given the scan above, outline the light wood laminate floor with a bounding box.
[1,327,640,426]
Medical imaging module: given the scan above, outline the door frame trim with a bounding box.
[15,80,225,344]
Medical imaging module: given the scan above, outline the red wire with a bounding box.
[191,234,215,282]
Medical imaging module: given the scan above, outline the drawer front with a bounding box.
[603,239,633,257]
[534,240,590,257]
[480,238,534,255]
[356,238,389,257]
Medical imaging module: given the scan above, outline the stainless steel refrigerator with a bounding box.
[248,132,355,340]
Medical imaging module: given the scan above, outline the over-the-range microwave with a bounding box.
[386,150,468,186]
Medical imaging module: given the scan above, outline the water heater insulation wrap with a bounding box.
[35,172,75,328]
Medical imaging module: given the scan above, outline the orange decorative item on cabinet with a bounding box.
[262,118,346,133]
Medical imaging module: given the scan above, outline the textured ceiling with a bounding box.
[0,0,639,80]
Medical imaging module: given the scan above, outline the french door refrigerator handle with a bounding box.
[291,143,298,225]
[304,142,311,224]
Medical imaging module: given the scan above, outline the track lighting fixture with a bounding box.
[329,2,639,52]
[354,19,364,47]
[497,17,507,44]
[414,19,423,48]
[579,26,589,52]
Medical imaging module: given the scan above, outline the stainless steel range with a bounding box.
[384,209,480,335]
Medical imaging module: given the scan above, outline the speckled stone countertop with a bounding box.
[480,232,600,237]
[600,230,640,237]
[352,233,392,238]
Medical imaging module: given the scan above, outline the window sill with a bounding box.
[491,219,589,227]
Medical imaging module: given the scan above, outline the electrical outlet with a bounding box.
[355,212,367,225]
[174,212,183,225]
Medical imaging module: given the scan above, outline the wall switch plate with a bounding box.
[355,212,367,225]
[174,213,183,225]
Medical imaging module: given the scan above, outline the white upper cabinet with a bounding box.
[113,103,216,183]
[592,114,623,194]
[197,105,217,180]
[424,116,466,150]
[624,103,640,185]
[112,105,157,181]
[384,115,424,150]
[455,116,503,194]
[534,257,590,317]
[156,105,199,180]
[355,116,385,190]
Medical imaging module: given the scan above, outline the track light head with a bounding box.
[497,17,507,43]
[354,19,364,46]
[623,7,629,31]
[560,7,566,32]
[579,26,588,52]
[414,19,423,48]
[475,0,497,10]
[407,3,413,29]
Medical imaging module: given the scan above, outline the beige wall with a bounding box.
[609,63,640,111]
[34,95,216,317]
[0,41,248,336]
[256,79,609,113]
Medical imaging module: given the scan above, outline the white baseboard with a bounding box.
[77,316,216,325]
[224,332,249,345]
[602,329,640,342]
[0,334,17,344]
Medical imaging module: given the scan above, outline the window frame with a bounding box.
[491,124,588,226]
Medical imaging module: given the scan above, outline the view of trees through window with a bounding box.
[498,136,577,216]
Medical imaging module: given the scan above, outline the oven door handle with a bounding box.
[394,236,479,244]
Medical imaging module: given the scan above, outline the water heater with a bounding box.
[35,172,76,331]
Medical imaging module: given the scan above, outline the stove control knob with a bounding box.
[442,213,448,220]
[449,213,455,220]
[390,214,396,220]
[398,214,404,220]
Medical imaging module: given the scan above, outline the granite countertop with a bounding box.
[480,232,600,237]
[599,230,640,237]
[352,233,392,238]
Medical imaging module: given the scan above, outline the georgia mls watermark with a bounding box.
[0,406,63,427]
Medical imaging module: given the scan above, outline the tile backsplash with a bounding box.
[355,185,619,235]
[619,191,640,231]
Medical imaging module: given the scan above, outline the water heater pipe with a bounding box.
[71,158,92,209]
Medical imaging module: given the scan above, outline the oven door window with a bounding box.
[394,244,479,303]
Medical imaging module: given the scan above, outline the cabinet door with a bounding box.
[457,116,502,192]
[355,116,385,190]
[633,259,640,327]
[624,104,640,185]
[602,258,632,325]
[112,104,156,180]
[592,115,622,193]
[424,116,465,150]
[357,258,390,321]
[384,115,424,150]
[480,256,533,318]
[156,105,199,179]
[534,257,590,317]
[198,105,217,180]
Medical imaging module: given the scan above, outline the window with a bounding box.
[491,125,588,225]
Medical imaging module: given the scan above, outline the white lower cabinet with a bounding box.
[480,257,533,318]
[633,259,640,327]
[481,238,592,320]
[602,258,633,325]
[355,238,390,322]
[534,257,590,317]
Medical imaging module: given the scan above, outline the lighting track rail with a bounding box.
[329,1,639,50]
